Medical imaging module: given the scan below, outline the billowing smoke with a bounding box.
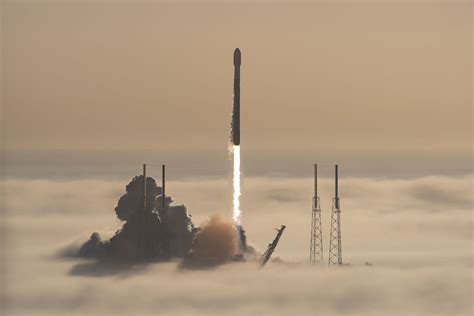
[183,215,240,268]
[77,175,196,262]
[76,175,252,268]
[115,175,160,221]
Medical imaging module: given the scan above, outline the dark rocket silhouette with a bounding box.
[231,48,241,146]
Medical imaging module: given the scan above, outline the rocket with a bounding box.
[231,48,241,146]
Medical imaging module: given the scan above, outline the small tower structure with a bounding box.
[328,165,342,266]
[310,164,324,265]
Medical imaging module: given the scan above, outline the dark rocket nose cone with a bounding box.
[233,48,241,66]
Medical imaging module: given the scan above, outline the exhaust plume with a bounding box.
[184,215,238,267]
[232,145,241,225]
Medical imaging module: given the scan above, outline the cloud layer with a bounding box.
[1,174,473,315]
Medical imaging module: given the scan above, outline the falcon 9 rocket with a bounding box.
[231,48,241,146]
[230,48,242,226]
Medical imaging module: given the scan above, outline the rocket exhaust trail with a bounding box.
[232,145,241,225]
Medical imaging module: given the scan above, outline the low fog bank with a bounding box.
[2,174,472,261]
[1,174,472,315]
[3,259,473,316]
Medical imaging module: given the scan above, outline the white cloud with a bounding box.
[1,174,473,315]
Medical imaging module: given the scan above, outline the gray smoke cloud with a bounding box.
[115,175,161,221]
[74,175,196,264]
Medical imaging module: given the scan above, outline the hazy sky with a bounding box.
[3,0,472,163]
[1,3,473,315]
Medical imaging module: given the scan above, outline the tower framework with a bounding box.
[310,164,323,265]
[161,164,170,259]
[328,165,342,266]
[136,164,147,260]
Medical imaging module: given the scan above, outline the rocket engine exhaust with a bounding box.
[232,145,241,225]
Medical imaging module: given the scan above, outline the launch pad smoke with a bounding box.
[77,175,253,267]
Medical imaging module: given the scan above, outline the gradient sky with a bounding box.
[2,0,472,177]
[1,3,473,315]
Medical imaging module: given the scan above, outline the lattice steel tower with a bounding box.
[328,164,342,266]
[310,164,324,265]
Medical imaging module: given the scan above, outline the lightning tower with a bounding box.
[310,164,324,265]
[136,164,147,260]
[161,164,170,259]
[328,164,342,266]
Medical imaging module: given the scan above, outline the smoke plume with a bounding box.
[115,175,161,221]
[76,175,195,263]
[184,215,239,267]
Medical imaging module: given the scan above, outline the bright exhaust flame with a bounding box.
[232,145,241,225]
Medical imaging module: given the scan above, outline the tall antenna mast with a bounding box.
[143,164,147,211]
[328,164,342,266]
[161,164,170,259]
[136,164,147,261]
[162,164,165,216]
[310,164,324,265]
